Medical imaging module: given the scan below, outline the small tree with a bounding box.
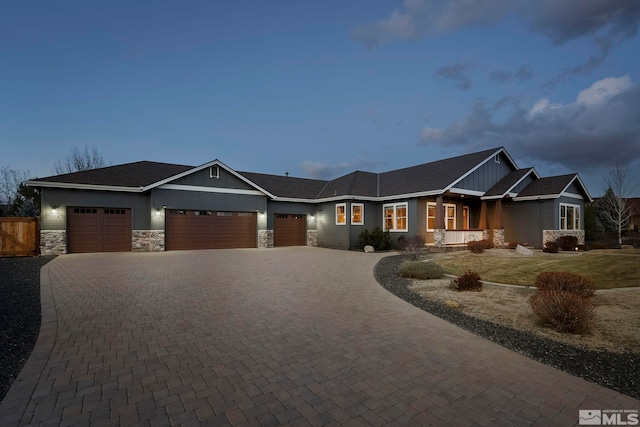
[0,167,32,216]
[53,144,107,174]
[598,164,639,245]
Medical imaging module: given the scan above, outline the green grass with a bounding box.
[431,249,640,289]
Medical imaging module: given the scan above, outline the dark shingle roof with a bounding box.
[484,168,533,197]
[317,171,379,198]
[378,148,500,197]
[517,174,577,198]
[32,161,193,188]
[238,172,328,199]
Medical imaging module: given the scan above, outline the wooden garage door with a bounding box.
[67,207,132,253]
[165,210,257,250]
[274,214,306,247]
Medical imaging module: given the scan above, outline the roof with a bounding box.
[238,172,327,199]
[484,168,534,198]
[514,173,592,201]
[31,161,192,188]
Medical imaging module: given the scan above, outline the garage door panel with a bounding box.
[67,207,131,253]
[165,210,256,250]
[274,214,306,246]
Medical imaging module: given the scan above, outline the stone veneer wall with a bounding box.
[543,229,585,245]
[433,229,446,247]
[258,230,274,248]
[307,230,318,247]
[492,229,505,247]
[132,230,165,252]
[41,230,67,255]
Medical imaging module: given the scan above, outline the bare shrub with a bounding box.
[556,235,579,251]
[534,272,596,298]
[543,241,559,253]
[451,272,482,291]
[467,239,494,254]
[530,290,594,334]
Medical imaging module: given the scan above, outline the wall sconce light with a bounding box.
[309,214,315,220]
[51,206,59,218]
[155,209,162,217]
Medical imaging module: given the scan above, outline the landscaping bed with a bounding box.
[374,254,640,400]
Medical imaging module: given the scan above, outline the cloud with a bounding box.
[299,158,387,180]
[489,65,534,84]
[434,62,473,90]
[353,1,640,77]
[419,75,640,172]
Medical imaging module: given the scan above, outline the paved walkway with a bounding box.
[1,248,638,426]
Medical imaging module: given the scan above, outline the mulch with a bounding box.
[0,255,55,403]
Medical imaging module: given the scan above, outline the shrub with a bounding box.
[529,290,594,334]
[543,241,558,253]
[399,261,444,280]
[556,235,579,251]
[467,239,494,254]
[591,241,606,250]
[359,226,391,251]
[534,271,595,298]
[451,271,482,291]
[398,235,426,259]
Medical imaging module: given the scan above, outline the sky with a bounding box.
[2,0,639,197]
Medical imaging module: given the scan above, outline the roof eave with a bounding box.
[24,180,143,193]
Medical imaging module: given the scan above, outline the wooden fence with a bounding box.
[0,217,39,257]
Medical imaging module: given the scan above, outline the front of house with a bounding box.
[27,147,592,255]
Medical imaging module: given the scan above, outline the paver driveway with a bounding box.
[1,247,638,426]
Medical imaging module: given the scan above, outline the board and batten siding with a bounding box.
[453,152,513,193]
[169,166,256,191]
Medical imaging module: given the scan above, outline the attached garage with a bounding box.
[274,213,306,246]
[67,207,132,253]
[165,210,257,250]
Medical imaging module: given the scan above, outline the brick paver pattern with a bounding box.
[0,248,638,426]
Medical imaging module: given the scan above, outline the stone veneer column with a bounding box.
[40,230,67,255]
[132,230,165,252]
[306,230,318,247]
[434,195,446,247]
[258,230,274,248]
[542,230,585,246]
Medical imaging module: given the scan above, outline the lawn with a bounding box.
[430,248,640,289]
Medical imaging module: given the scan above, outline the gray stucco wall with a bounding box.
[40,188,152,230]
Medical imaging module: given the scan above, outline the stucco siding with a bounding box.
[503,199,556,247]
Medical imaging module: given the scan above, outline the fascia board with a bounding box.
[141,159,277,198]
[448,188,485,197]
[157,184,265,196]
[24,180,142,192]
[446,147,512,191]
[512,194,559,201]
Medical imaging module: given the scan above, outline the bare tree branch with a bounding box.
[598,164,639,245]
[0,167,30,216]
[53,144,107,174]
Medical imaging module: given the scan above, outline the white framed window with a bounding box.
[426,202,457,231]
[336,203,346,225]
[351,203,364,225]
[383,203,408,232]
[560,203,580,230]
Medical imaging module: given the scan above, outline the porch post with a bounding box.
[492,199,505,247]
[434,195,446,247]
[479,200,490,241]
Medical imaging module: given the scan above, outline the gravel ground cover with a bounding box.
[0,255,55,403]
[374,254,640,400]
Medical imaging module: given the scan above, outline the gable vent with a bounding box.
[494,155,501,164]
[209,165,220,179]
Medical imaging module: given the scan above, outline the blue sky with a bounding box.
[2,1,639,196]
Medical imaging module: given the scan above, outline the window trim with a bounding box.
[426,202,457,231]
[559,203,580,230]
[383,203,408,232]
[351,203,364,225]
[336,203,347,225]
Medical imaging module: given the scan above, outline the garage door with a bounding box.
[67,207,132,253]
[165,210,257,250]
[274,213,306,247]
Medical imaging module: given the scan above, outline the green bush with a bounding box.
[451,271,482,291]
[556,235,579,251]
[399,261,444,279]
[543,241,559,253]
[467,239,494,254]
[530,290,594,334]
[358,226,391,251]
[534,271,595,298]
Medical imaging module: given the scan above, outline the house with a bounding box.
[26,147,592,255]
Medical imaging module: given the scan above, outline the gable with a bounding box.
[169,165,256,191]
[452,151,515,193]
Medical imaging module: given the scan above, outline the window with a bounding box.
[383,203,408,232]
[560,203,580,230]
[336,203,346,225]
[351,203,364,225]
[426,202,457,231]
